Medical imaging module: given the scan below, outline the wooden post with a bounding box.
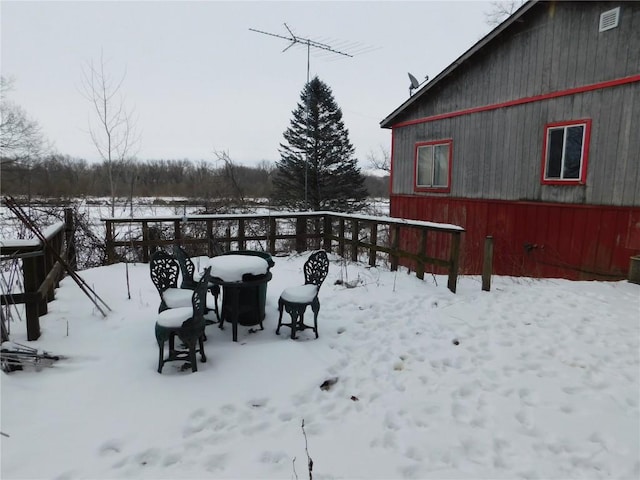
[338,218,346,258]
[447,231,462,294]
[295,216,307,253]
[22,256,41,341]
[105,220,115,264]
[142,221,150,263]
[148,225,161,259]
[43,233,57,299]
[269,217,276,254]
[64,208,77,271]
[238,218,246,250]
[482,236,493,291]
[225,226,231,252]
[368,221,377,267]
[351,219,359,262]
[206,220,214,257]
[390,225,400,271]
[174,220,182,245]
[323,214,332,252]
[416,229,427,280]
[629,255,640,285]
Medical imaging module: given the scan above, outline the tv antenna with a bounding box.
[249,24,355,85]
[250,23,358,209]
[408,72,429,96]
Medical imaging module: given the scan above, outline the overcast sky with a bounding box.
[2,1,495,167]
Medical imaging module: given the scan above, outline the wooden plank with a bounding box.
[323,215,332,252]
[269,217,277,254]
[415,229,426,279]
[351,219,359,262]
[482,236,493,291]
[369,222,378,267]
[22,256,41,341]
[447,232,461,293]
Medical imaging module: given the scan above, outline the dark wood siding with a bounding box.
[394,2,640,125]
[391,81,640,206]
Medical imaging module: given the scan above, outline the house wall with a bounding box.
[386,1,640,278]
[391,81,640,206]
[394,2,640,124]
[391,195,640,280]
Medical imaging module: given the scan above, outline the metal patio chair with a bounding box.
[155,267,210,373]
[276,250,329,339]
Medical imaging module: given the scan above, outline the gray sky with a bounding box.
[1,1,494,167]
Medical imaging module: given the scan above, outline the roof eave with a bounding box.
[380,0,540,129]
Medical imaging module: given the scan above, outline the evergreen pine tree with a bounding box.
[273,77,368,212]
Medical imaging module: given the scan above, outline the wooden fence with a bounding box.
[0,209,76,340]
[103,211,464,293]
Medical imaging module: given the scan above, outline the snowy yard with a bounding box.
[1,252,639,479]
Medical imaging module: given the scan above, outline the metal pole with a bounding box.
[305,40,310,210]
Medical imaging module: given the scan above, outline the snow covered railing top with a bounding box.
[0,221,65,253]
[103,210,464,293]
[101,211,464,232]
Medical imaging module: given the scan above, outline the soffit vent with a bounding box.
[599,7,620,32]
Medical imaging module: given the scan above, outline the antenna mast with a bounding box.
[249,24,355,210]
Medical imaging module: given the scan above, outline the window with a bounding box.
[541,120,591,185]
[414,139,452,192]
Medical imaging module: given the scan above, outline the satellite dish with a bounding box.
[408,72,420,89]
[408,72,428,96]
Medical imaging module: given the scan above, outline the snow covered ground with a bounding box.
[1,253,638,479]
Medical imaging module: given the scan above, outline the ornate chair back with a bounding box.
[180,266,210,340]
[191,266,210,320]
[304,250,329,289]
[173,245,197,289]
[150,250,180,296]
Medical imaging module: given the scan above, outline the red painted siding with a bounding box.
[391,195,640,280]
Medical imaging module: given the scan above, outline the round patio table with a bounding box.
[207,254,272,342]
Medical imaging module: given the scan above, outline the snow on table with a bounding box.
[206,255,268,282]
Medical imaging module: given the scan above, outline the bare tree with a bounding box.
[214,150,247,208]
[0,76,49,165]
[484,1,525,27]
[80,52,140,216]
[367,144,391,173]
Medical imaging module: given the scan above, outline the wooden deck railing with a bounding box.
[0,210,76,340]
[103,211,464,293]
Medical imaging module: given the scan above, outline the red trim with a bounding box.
[392,74,640,128]
[413,139,453,193]
[540,119,592,186]
[390,193,640,212]
[389,129,396,195]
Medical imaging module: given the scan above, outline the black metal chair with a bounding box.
[276,250,329,339]
[173,245,220,321]
[155,267,210,373]
[149,250,193,313]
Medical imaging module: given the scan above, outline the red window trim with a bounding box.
[540,119,591,186]
[414,139,453,193]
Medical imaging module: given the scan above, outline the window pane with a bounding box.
[417,146,433,186]
[433,144,449,186]
[546,128,564,178]
[563,125,584,179]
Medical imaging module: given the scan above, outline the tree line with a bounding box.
[0,153,389,205]
[2,72,389,212]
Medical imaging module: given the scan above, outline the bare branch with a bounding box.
[80,53,140,215]
[0,76,50,161]
[366,144,390,173]
[484,1,525,26]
